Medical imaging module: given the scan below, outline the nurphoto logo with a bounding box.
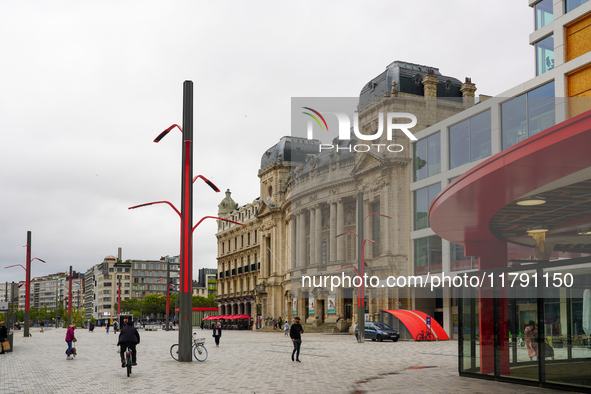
[301,107,418,153]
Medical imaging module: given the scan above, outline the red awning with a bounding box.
[382,310,449,341]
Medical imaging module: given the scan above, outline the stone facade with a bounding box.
[216,61,477,331]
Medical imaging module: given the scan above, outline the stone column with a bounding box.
[364,199,370,261]
[329,201,337,263]
[291,216,297,270]
[315,205,322,265]
[336,199,345,262]
[309,208,316,266]
[461,77,477,107]
[421,73,438,98]
[381,187,391,255]
[261,235,268,278]
[299,211,307,268]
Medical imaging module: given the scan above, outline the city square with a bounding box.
[3,0,591,392]
[0,327,566,394]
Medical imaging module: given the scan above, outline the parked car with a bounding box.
[355,322,400,342]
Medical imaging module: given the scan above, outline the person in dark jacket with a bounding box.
[212,322,222,347]
[290,316,304,362]
[0,321,8,354]
[117,320,140,367]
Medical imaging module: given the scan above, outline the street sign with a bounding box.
[426,316,431,325]
[0,301,8,311]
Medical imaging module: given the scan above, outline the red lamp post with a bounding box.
[129,82,244,362]
[335,210,391,343]
[156,279,174,323]
[5,231,47,337]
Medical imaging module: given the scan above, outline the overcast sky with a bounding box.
[0,1,533,283]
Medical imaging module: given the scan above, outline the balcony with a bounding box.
[255,284,267,294]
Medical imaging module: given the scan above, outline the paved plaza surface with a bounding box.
[0,326,569,394]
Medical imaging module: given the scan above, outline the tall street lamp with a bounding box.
[5,231,47,337]
[129,81,243,362]
[335,207,391,343]
[156,279,175,330]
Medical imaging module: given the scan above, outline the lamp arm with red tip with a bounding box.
[128,200,182,219]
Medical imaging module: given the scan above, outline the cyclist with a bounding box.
[117,320,140,368]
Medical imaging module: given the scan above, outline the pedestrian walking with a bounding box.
[113,320,118,334]
[0,321,8,354]
[284,321,290,336]
[65,324,77,360]
[201,320,204,330]
[106,321,111,334]
[213,322,222,347]
[40,322,44,333]
[290,317,304,362]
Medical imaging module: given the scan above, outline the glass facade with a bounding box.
[414,183,441,230]
[566,0,590,12]
[414,235,442,274]
[449,110,491,169]
[502,81,555,150]
[460,258,591,391]
[536,35,554,75]
[451,243,479,271]
[414,132,441,181]
[535,0,554,30]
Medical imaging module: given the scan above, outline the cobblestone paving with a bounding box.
[0,327,569,393]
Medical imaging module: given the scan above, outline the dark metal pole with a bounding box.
[357,193,365,343]
[55,280,58,327]
[166,262,171,331]
[8,282,14,352]
[179,80,194,362]
[24,231,31,337]
[68,266,72,326]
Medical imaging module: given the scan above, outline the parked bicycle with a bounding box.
[170,333,208,362]
[415,328,435,341]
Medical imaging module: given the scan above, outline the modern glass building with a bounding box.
[417,0,591,390]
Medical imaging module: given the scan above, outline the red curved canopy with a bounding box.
[382,310,449,340]
[429,109,591,250]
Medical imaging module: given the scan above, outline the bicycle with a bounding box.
[170,333,208,362]
[415,328,435,341]
[125,347,132,377]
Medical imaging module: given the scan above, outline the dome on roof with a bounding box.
[104,255,116,261]
[260,136,320,169]
[218,189,238,216]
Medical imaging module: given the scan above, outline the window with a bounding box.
[222,243,225,254]
[449,111,491,169]
[104,282,112,287]
[241,235,244,247]
[535,0,553,30]
[566,0,589,12]
[248,233,251,245]
[414,183,441,230]
[502,81,555,150]
[134,278,139,283]
[321,241,327,264]
[142,263,146,269]
[536,35,554,75]
[125,275,130,280]
[414,236,442,274]
[109,268,114,272]
[148,263,153,270]
[255,230,258,243]
[450,243,479,271]
[413,132,440,181]
[125,268,130,272]
[134,263,139,269]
